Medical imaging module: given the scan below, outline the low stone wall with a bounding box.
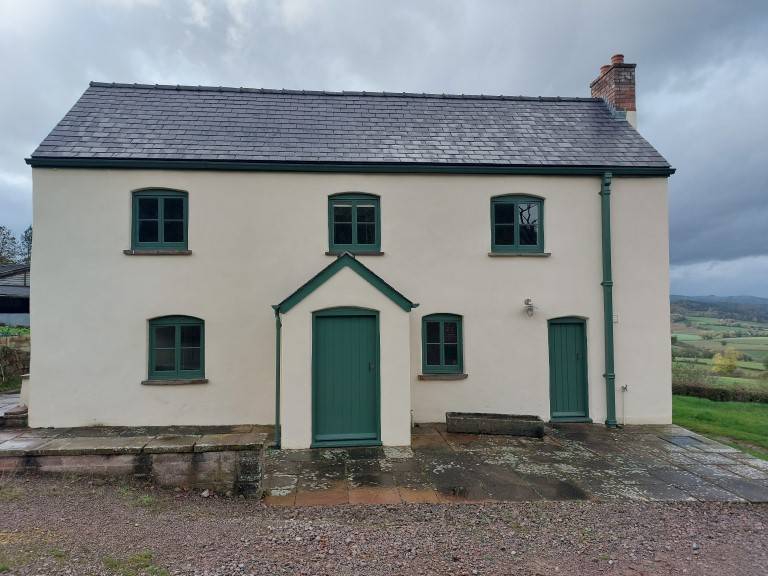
[0,429,267,496]
[446,412,545,438]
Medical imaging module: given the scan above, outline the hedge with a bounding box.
[672,382,768,404]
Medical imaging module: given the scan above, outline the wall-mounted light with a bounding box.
[524,297,535,317]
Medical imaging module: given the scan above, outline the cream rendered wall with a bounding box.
[279,266,411,449]
[612,177,672,424]
[29,168,671,430]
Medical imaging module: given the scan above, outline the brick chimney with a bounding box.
[590,54,637,128]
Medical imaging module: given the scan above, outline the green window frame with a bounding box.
[422,314,463,374]
[490,195,544,253]
[132,189,188,250]
[148,316,204,380]
[328,193,381,253]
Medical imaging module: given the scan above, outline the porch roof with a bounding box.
[273,253,417,314]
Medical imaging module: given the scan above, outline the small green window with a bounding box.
[491,195,544,253]
[148,316,204,380]
[132,190,188,250]
[328,193,381,253]
[422,314,463,374]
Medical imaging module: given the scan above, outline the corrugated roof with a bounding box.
[29,82,671,171]
[0,264,29,279]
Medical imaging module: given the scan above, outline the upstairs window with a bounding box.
[328,193,381,253]
[148,316,204,380]
[422,314,463,374]
[491,195,544,253]
[132,189,188,251]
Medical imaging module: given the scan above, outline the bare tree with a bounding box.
[20,226,32,264]
[0,226,19,264]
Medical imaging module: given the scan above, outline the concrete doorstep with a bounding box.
[0,425,267,497]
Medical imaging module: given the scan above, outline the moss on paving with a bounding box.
[673,395,768,460]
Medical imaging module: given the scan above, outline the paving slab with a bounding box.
[34,435,153,456]
[143,435,200,454]
[193,432,266,452]
[0,436,54,456]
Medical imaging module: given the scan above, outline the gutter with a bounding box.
[273,310,282,449]
[600,172,618,428]
[24,157,675,177]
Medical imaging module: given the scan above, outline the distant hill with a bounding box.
[671,294,768,323]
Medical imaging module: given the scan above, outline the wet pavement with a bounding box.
[0,392,21,417]
[263,423,768,506]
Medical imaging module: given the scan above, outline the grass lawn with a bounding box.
[673,395,768,460]
[0,375,21,393]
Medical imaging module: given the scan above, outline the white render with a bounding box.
[28,168,671,444]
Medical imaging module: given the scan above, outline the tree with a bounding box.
[712,348,739,376]
[0,226,19,264]
[20,226,32,263]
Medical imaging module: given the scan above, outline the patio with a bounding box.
[263,422,768,506]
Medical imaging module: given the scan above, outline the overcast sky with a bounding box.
[1,0,767,295]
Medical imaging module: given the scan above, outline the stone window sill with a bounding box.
[325,251,385,256]
[488,252,551,257]
[124,249,192,256]
[418,373,468,381]
[141,378,208,386]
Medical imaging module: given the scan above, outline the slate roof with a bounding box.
[29,82,672,172]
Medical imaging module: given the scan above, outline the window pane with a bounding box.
[139,220,159,243]
[333,205,352,223]
[495,224,515,245]
[164,197,184,220]
[164,220,184,243]
[426,321,440,343]
[334,223,353,244]
[180,325,201,347]
[519,203,539,246]
[180,348,201,371]
[426,343,441,365]
[357,205,375,223]
[154,325,175,348]
[357,223,375,244]
[494,202,515,224]
[444,344,458,366]
[138,197,158,219]
[444,322,458,343]
[154,348,176,372]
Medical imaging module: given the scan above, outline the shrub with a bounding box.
[0,346,30,384]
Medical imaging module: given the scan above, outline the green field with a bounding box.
[672,333,702,341]
[673,395,768,460]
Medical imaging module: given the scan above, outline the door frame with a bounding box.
[311,306,382,448]
[548,316,591,423]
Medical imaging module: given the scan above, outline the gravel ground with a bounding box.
[1,475,767,576]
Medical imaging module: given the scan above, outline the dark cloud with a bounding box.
[1,0,767,293]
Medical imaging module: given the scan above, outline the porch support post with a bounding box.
[600,172,618,428]
[274,309,282,448]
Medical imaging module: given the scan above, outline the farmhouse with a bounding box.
[25,54,673,449]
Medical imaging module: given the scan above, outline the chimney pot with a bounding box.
[590,54,637,128]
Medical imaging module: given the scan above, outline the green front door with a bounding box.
[312,308,380,447]
[548,318,589,421]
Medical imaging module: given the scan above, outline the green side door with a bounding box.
[548,318,589,421]
[312,308,380,447]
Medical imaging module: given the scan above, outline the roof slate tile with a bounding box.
[30,82,670,169]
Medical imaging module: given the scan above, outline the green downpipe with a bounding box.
[600,172,618,428]
[274,310,282,448]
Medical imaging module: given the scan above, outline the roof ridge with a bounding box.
[87,81,599,103]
